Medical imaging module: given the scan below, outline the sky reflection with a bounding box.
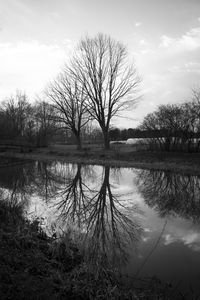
[1,159,200,292]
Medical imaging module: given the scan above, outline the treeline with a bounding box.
[139,88,200,152]
[0,91,108,147]
[1,88,200,153]
[110,88,200,153]
[108,127,184,140]
[0,92,59,147]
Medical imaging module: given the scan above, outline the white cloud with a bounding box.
[135,22,142,27]
[184,62,200,73]
[167,62,200,74]
[167,65,181,73]
[49,12,60,19]
[142,237,150,242]
[0,40,70,100]
[164,233,175,245]
[131,24,200,118]
[139,39,148,46]
[164,231,200,252]
[144,227,151,233]
[159,26,200,53]
[159,35,173,48]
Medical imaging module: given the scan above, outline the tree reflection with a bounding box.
[0,160,37,206]
[84,166,142,270]
[54,165,142,272]
[136,169,200,222]
[54,164,94,226]
[0,160,71,207]
[0,160,142,274]
[33,161,73,201]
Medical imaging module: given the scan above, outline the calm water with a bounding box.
[1,158,200,294]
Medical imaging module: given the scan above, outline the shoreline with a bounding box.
[0,198,173,300]
[1,149,200,175]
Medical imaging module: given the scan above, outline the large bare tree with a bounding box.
[46,72,89,149]
[69,33,141,149]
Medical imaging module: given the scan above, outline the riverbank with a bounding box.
[1,145,200,175]
[0,199,173,300]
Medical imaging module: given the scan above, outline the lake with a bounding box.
[1,158,200,295]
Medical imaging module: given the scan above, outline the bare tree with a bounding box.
[140,104,190,151]
[46,71,89,150]
[140,87,200,153]
[34,100,57,146]
[1,91,31,141]
[69,33,141,149]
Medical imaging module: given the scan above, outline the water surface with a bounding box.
[1,158,200,295]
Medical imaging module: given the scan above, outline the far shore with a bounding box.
[1,144,200,175]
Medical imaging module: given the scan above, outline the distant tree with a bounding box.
[1,91,31,141]
[34,100,57,147]
[140,104,185,151]
[127,128,135,138]
[89,127,103,143]
[109,127,121,141]
[120,129,128,140]
[0,110,9,139]
[24,105,36,144]
[184,87,200,151]
[69,33,141,149]
[139,88,200,153]
[189,88,200,132]
[46,71,89,149]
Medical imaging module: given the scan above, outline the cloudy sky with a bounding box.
[0,0,200,127]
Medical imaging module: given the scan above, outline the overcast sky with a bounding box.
[0,0,200,127]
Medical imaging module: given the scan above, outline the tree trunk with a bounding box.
[196,139,200,152]
[164,137,171,152]
[75,134,82,150]
[103,130,110,150]
[187,139,191,153]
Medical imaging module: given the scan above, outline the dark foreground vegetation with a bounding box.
[0,198,82,299]
[0,195,179,300]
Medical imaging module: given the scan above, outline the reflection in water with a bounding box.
[2,159,200,293]
[0,160,142,273]
[50,164,142,270]
[0,161,36,207]
[136,169,200,222]
[55,164,95,225]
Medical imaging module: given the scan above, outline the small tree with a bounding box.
[140,104,184,151]
[46,71,89,149]
[34,101,57,147]
[69,33,141,149]
[1,91,31,141]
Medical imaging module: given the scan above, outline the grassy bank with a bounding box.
[0,199,83,299]
[1,143,200,175]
